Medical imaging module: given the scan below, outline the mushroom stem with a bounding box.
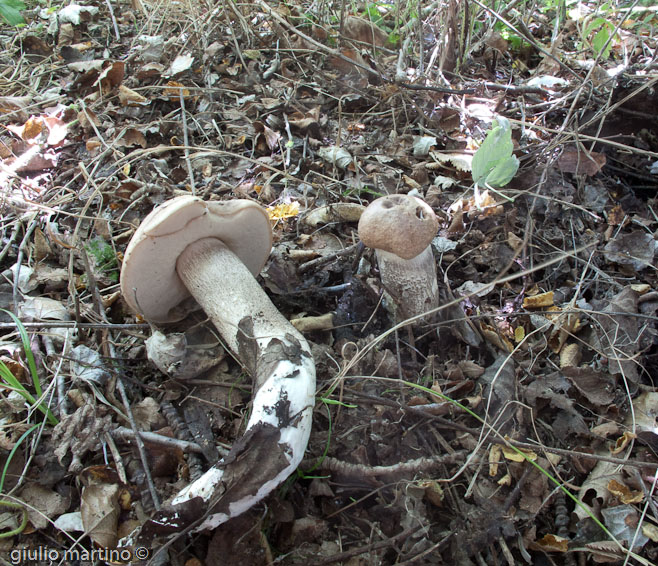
[135,238,315,536]
[177,238,308,388]
[376,246,439,322]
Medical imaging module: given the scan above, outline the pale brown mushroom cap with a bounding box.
[358,194,438,260]
[121,196,272,323]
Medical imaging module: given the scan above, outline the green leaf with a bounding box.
[471,116,519,188]
[592,26,612,59]
[0,0,25,25]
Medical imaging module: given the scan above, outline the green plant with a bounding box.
[582,14,618,59]
[342,185,385,199]
[471,116,519,202]
[0,310,58,426]
[0,425,38,538]
[85,238,119,283]
[0,0,25,25]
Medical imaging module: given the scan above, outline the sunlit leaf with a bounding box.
[471,116,519,188]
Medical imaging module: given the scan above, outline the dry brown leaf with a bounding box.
[603,231,655,271]
[558,147,606,176]
[501,445,537,462]
[574,460,622,520]
[533,533,569,552]
[342,16,389,47]
[547,308,581,353]
[480,322,513,352]
[607,479,643,504]
[118,84,148,106]
[81,483,120,548]
[97,61,125,93]
[610,431,636,454]
[562,366,615,406]
[458,360,485,378]
[523,291,554,309]
[489,444,502,476]
[20,484,69,530]
[559,343,581,368]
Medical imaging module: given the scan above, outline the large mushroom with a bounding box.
[120,196,315,540]
[358,194,439,323]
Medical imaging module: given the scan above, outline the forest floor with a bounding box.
[1,0,658,565]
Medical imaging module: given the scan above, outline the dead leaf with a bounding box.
[480,321,513,352]
[118,85,148,106]
[342,16,389,47]
[607,479,643,504]
[574,460,622,520]
[501,445,537,462]
[96,61,125,92]
[523,291,555,309]
[20,484,69,530]
[562,366,615,406]
[590,287,644,382]
[559,343,581,368]
[558,147,606,176]
[603,231,656,271]
[610,431,635,455]
[81,483,120,548]
[533,534,569,552]
[547,307,581,353]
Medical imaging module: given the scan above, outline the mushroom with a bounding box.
[358,194,439,323]
[120,196,316,538]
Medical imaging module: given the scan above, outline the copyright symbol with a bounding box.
[134,547,149,560]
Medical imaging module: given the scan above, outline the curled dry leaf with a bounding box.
[523,291,554,309]
[318,145,353,169]
[533,533,569,553]
[561,366,615,406]
[458,360,485,378]
[607,479,643,504]
[559,342,581,368]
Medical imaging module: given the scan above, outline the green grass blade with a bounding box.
[1,310,41,396]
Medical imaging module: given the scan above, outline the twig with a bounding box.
[179,88,196,195]
[303,450,466,477]
[104,0,120,40]
[112,426,209,454]
[0,322,148,329]
[310,526,425,565]
[298,242,360,273]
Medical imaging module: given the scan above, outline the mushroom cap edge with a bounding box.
[120,196,272,323]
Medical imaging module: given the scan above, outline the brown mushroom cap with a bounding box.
[358,194,438,260]
[121,196,272,323]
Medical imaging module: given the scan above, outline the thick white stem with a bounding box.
[145,237,316,530]
[376,246,439,322]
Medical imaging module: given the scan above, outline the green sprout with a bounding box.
[85,238,119,283]
[0,310,58,426]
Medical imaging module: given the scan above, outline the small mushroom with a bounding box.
[358,194,439,322]
[120,196,316,538]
